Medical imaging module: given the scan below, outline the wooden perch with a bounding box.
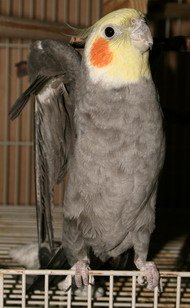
[0,16,72,40]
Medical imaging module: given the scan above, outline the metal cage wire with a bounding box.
[0,206,190,308]
[0,269,190,308]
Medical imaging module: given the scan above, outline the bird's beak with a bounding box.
[129,17,153,53]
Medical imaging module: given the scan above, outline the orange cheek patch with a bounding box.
[90,37,113,68]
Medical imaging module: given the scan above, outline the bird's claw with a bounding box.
[135,259,159,290]
[74,260,92,288]
[58,260,94,291]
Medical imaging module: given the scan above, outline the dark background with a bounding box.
[148,1,190,209]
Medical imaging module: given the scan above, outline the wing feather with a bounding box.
[9,40,81,261]
[9,75,52,120]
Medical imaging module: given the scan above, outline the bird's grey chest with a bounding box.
[74,79,163,178]
[65,78,164,245]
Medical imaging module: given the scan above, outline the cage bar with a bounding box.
[44,274,49,308]
[153,286,158,308]
[176,276,181,308]
[131,275,136,308]
[0,269,190,307]
[87,275,93,308]
[21,273,26,308]
[67,275,72,308]
[14,46,22,206]
[0,274,3,308]
[109,274,114,308]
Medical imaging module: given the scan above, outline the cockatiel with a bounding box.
[10,8,165,291]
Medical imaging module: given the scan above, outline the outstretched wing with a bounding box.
[9,40,81,260]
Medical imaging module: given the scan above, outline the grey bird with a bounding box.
[9,8,165,291]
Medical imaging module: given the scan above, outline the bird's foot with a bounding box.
[58,260,94,291]
[73,260,92,288]
[135,258,159,290]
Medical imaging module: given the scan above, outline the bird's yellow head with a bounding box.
[81,9,153,87]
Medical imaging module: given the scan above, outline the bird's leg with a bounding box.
[133,230,159,289]
[58,217,93,291]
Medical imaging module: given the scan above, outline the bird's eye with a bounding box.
[104,27,115,38]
